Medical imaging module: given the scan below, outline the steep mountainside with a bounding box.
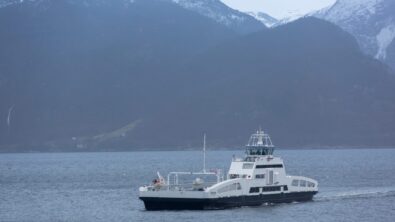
[0,0,238,151]
[315,0,395,69]
[0,0,265,34]
[0,1,394,151]
[245,11,278,28]
[170,0,265,33]
[130,18,395,149]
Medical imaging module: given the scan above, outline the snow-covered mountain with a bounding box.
[0,0,265,33]
[170,0,264,33]
[2,0,394,69]
[315,0,395,69]
[245,11,278,28]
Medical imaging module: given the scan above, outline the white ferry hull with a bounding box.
[140,191,318,210]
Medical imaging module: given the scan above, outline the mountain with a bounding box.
[169,0,265,33]
[0,0,238,151]
[315,0,395,69]
[0,0,266,34]
[0,0,394,151]
[245,11,278,28]
[131,17,395,149]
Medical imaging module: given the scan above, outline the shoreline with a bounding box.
[1,146,395,154]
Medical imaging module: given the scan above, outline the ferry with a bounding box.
[139,129,318,210]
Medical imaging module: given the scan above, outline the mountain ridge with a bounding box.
[0,2,394,151]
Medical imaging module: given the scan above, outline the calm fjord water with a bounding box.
[1,149,395,222]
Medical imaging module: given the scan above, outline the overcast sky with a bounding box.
[220,0,336,19]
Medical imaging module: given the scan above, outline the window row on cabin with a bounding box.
[229,174,251,179]
[242,163,283,169]
[249,186,285,193]
[291,179,315,187]
[255,164,283,169]
[230,174,268,179]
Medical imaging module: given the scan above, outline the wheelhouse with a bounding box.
[245,129,275,156]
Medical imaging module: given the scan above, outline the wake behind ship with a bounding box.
[139,129,318,210]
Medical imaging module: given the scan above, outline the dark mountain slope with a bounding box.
[130,18,395,148]
[0,0,238,151]
[1,2,394,151]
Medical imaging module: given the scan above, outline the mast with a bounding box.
[203,133,206,173]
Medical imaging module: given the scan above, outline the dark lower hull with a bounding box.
[140,191,318,211]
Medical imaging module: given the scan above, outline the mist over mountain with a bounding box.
[0,0,394,152]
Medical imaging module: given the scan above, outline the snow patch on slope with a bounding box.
[324,0,381,22]
[246,11,277,28]
[172,0,245,26]
[314,0,395,68]
[376,24,395,60]
[171,0,264,33]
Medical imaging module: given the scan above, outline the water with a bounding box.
[1,149,395,222]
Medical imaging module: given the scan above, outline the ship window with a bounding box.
[242,163,254,169]
[229,174,239,179]
[250,186,282,193]
[283,185,288,191]
[249,187,260,193]
[300,180,306,187]
[255,174,265,179]
[307,182,315,187]
[261,186,281,192]
[292,180,299,186]
[256,164,283,169]
[236,183,242,190]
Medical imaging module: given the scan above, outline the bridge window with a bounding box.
[229,174,239,179]
[300,180,306,187]
[307,182,315,187]
[242,163,254,169]
[256,164,283,169]
[249,187,260,193]
[255,174,265,179]
[292,180,299,186]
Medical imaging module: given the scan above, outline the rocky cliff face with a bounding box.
[315,0,395,69]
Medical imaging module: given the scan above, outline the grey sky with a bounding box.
[220,0,336,19]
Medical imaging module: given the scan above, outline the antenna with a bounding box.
[203,133,206,173]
